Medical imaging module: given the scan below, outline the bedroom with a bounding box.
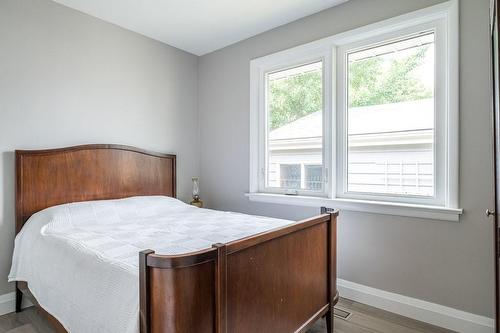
[0,0,496,332]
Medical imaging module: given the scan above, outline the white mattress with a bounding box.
[8,196,294,333]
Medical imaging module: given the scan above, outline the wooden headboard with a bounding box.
[15,144,176,233]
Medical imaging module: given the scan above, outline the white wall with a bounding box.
[0,0,199,296]
[198,0,495,318]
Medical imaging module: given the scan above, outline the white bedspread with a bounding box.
[8,196,294,333]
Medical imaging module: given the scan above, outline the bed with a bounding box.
[10,144,339,333]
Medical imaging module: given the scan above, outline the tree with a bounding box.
[348,46,432,107]
[268,71,322,130]
[268,46,432,130]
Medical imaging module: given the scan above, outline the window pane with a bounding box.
[266,61,324,192]
[280,164,301,189]
[347,33,435,196]
[305,165,323,191]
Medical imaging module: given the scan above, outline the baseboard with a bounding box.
[0,281,495,333]
[0,292,32,316]
[338,279,495,333]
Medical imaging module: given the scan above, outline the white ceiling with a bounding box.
[51,0,349,56]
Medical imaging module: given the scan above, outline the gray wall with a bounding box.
[198,0,495,317]
[0,0,494,320]
[0,0,199,296]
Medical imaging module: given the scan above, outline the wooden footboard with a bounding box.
[140,208,339,333]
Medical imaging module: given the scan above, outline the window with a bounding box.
[265,61,325,194]
[279,164,301,189]
[305,165,323,191]
[272,163,324,191]
[345,33,435,198]
[249,1,460,220]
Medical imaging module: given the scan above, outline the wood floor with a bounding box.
[0,298,455,333]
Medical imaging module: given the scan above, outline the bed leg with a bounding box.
[325,308,334,333]
[15,282,22,313]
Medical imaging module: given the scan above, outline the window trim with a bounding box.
[249,0,460,221]
[245,193,463,222]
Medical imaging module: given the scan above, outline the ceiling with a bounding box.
[52,0,349,56]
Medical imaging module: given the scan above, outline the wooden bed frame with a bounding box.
[14,144,339,333]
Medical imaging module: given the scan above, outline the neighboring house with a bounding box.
[268,98,434,196]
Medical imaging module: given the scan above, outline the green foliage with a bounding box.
[268,46,432,130]
[268,71,322,130]
[348,47,432,107]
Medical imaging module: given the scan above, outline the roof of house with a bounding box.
[269,98,434,141]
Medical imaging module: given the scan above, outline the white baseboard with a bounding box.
[0,281,495,333]
[0,292,32,316]
[338,279,495,333]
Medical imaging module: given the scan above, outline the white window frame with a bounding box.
[248,0,461,221]
[250,44,334,197]
[336,21,446,207]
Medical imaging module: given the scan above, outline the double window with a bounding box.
[249,1,460,220]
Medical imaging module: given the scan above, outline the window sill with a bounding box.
[245,193,463,222]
